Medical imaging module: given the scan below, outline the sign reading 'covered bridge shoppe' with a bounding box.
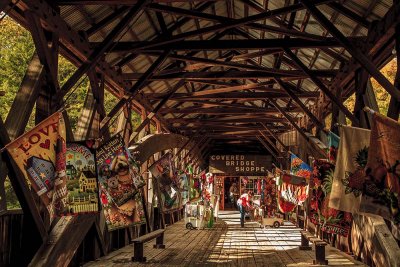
[209,155,272,175]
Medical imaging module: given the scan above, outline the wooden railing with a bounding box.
[0,209,24,267]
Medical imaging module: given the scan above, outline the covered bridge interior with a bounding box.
[1,0,400,266]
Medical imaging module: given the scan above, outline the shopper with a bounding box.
[237,191,254,227]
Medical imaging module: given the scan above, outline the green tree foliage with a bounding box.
[0,16,34,122]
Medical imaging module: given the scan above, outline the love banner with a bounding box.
[6,112,67,220]
[96,134,146,230]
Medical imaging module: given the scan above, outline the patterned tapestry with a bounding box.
[309,160,352,236]
[6,112,67,220]
[261,178,277,216]
[329,126,370,213]
[65,141,100,214]
[149,152,181,213]
[96,134,146,230]
[359,113,400,225]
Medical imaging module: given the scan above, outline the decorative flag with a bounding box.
[277,192,296,213]
[262,178,277,217]
[329,126,370,213]
[149,152,181,213]
[309,160,352,236]
[190,177,201,201]
[96,134,146,230]
[328,132,340,163]
[5,112,67,219]
[359,113,400,225]
[65,141,100,214]
[290,153,312,180]
[178,172,189,204]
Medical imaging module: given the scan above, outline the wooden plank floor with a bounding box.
[85,211,366,267]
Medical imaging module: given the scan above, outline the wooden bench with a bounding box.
[131,229,166,262]
[299,230,328,265]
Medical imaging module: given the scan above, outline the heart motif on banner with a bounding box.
[40,139,50,150]
[105,158,111,164]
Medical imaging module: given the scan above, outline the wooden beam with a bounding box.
[86,7,127,36]
[269,99,318,157]
[260,122,288,152]
[274,78,325,129]
[284,48,359,125]
[143,53,338,76]
[58,0,149,99]
[101,50,170,130]
[129,80,186,143]
[4,53,44,140]
[159,106,302,114]
[327,2,371,29]
[105,37,351,52]
[123,70,335,80]
[301,0,400,102]
[387,24,400,120]
[55,0,225,4]
[147,3,323,40]
[108,0,334,51]
[256,136,278,159]
[153,91,318,101]
[25,11,60,93]
[29,215,96,267]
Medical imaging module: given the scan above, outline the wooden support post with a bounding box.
[353,69,371,129]
[29,216,95,267]
[387,24,400,120]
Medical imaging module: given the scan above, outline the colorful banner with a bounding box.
[309,160,352,237]
[328,132,340,163]
[149,153,181,213]
[277,192,296,213]
[65,141,100,214]
[96,134,146,230]
[359,113,400,225]
[190,177,201,201]
[178,172,189,204]
[290,153,312,180]
[329,126,370,213]
[6,112,67,219]
[261,178,277,216]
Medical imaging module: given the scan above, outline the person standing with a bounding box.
[237,191,254,227]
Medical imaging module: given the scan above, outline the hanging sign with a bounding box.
[209,154,272,175]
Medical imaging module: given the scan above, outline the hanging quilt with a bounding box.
[329,126,370,213]
[149,152,181,213]
[178,172,189,205]
[5,112,68,220]
[65,141,100,214]
[359,113,400,225]
[96,134,146,230]
[190,176,201,201]
[309,159,352,236]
